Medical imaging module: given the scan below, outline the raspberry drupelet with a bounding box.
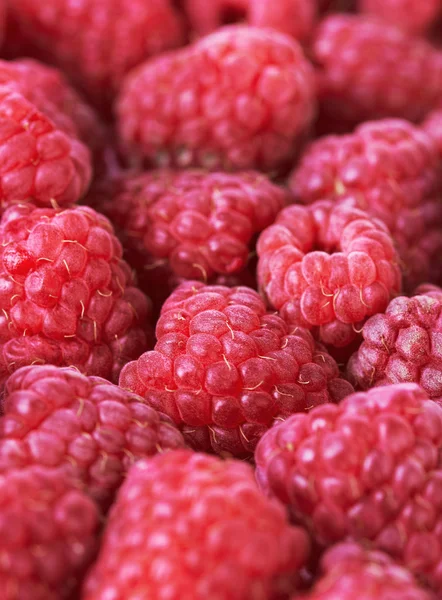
[120,281,353,457]
[347,287,442,399]
[257,198,402,349]
[83,450,310,600]
[423,105,442,160]
[289,119,442,290]
[0,465,99,600]
[8,0,185,109]
[313,15,442,127]
[0,365,186,508]
[117,25,316,174]
[255,383,442,592]
[358,0,441,35]
[0,203,150,386]
[184,0,316,42]
[297,543,433,600]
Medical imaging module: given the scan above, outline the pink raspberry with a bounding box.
[298,543,433,600]
[0,203,150,386]
[117,25,316,174]
[255,383,442,592]
[313,15,442,126]
[120,281,353,457]
[184,0,316,42]
[289,119,442,290]
[359,0,441,35]
[8,0,185,108]
[423,105,442,160]
[83,450,310,599]
[104,169,287,282]
[0,365,186,507]
[257,199,402,349]
[0,465,99,600]
[347,287,442,399]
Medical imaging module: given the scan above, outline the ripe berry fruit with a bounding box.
[359,0,441,35]
[0,365,186,507]
[257,199,401,349]
[117,25,316,174]
[120,281,353,457]
[255,383,442,592]
[423,105,442,160]
[0,203,150,386]
[83,450,310,600]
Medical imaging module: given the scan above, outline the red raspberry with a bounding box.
[257,199,402,349]
[0,365,186,507]
[117,25,316,174]
[289,119,442,290]
[359,0,441,35]
[104,169,287,282]
[0,465,99,600]
[347,288,442,398]
[83,450,310,599]
[423,105,442,160]
[9,0,185,109]
[298,543,433,600]
[255,383,442,592]
[313,15,442,126]
[0,203,150,386]
[184,0,316,42]
[120,281,353,457]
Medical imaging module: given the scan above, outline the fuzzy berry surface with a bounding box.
[0,203,150,386]
[9,0,185,109]
[117,25,316,174]
[423,105,442,160]
[0,365,186,508]
[83,450,310,600]
[257,198,401,349]
[255,383,442,592]
[298,542,433,600]
[358,0,441,35]
[184,0,316,42]
[0,465,99,600]
[104,169,287,283]
[120,281,353,457]
[313,15,442,126]
[290,119,442,290]
[348,287,442,398]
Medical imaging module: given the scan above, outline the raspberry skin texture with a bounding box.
[313,15,442,125]
[347,289,442,398]
[289,119,442,290]
[117,25,316,174]
[83,450,310,600]
[359,0,441,35]
[184,0,316,42]
[119,281,353,457]
[257,199,402,348]
[0,365,186,508]
[255,383,442,592]
[9,0,185,109]
[0,465,99,600]
[0,203,150,386]
[298,543,434,600]
[104,169,287,282]
[423,105,442,160]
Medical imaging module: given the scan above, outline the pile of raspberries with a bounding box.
[1,0,442,598]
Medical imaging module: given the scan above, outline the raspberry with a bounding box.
[120,281,353,457]
[9,0,185,108]
[359,0,441,35]
[298,543,433,600]
[0,365,186,507]
[313,15,442,126]
[117,25,316,174]
[423,105,442,160]
[0,465,99,600]
[104,169,287,282]
[184,0,316,42]
[347,288,442,398]
[0,203,150,386]
[83,450,310,600]
[257,199,401,349]
[289,119,442,290]
[255,383,442,591]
